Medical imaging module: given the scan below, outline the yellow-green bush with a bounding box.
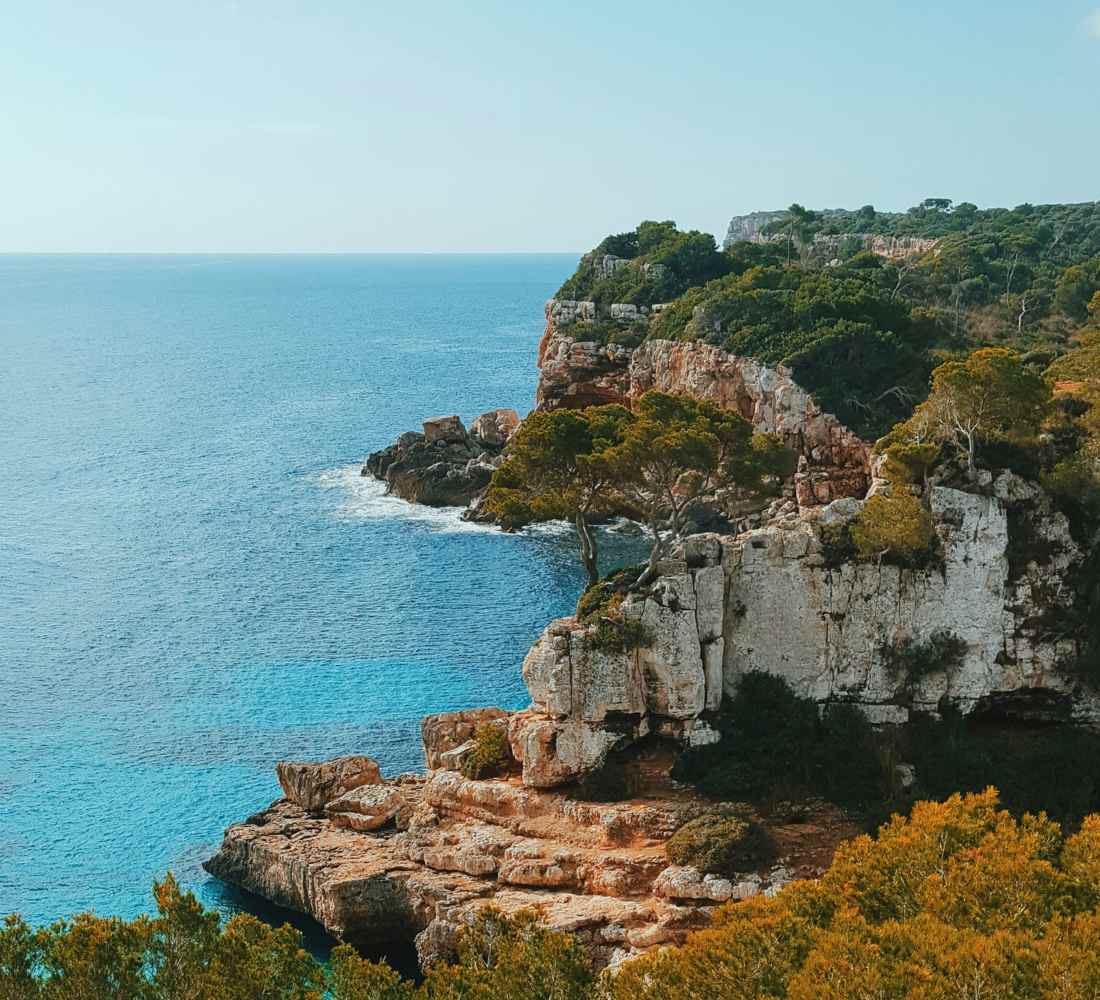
[461,723,512,780]
[851,492,936,566]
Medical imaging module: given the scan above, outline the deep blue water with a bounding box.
[0,254,641,929]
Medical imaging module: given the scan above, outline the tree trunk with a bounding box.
[575,511,599,588]
[635,516,665,587]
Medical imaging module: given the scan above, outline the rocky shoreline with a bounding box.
[204,732,855,972]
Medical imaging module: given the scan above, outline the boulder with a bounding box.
[325,783,406,831]
[507,712,626,788]
[276,756,382,814]
[422,415,467,444]
[469,408,520,448]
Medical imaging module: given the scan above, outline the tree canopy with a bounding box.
[484,393,789,587]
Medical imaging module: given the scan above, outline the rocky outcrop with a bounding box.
[205,757,844,971]
[276,756,382,815]
[537,306,872,507]
[421,708,511,771]
[363,409,519,507]
[510,473,1100,786]
[723,211,939,261]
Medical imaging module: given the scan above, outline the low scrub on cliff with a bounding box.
[850,492,939,568]
[880,629,968,694]
[665,805,775,877]
[461,723,513,780]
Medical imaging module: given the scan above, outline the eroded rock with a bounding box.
[275,756,382,815]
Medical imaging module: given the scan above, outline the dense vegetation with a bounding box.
[554,200,1100,438]
[673,672,1100,830]
[482,392,790,585]
[613,789,1100,1000]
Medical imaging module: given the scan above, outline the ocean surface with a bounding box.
[0,254,644,934]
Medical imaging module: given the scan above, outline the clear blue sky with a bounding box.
[5,0,1098,252]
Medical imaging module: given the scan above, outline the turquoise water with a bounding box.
[0,254,640,929]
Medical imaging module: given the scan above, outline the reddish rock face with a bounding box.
[536,301,872,507]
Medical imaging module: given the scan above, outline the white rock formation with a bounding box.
[510,474,1097,786]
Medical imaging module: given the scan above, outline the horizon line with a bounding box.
[0,249,588,257]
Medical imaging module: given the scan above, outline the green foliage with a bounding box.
[329,945,415,1000]
[1055,255,1100,321]
[903,711,1100,827]
[461,724,512,781]
[574,565,645,621]
[0,874,328,1000]
[421,909,594,1000]
[645,264,941,437]
[878,441,941,483]
[586,605,652,654]
[665,805,776,876]
[556,221,731,306]
[610,789,1100,1000]
[1044,454,1100,544]
[850,493,938,567]
[881,630,968,690]
[554,200,1100,445]
[482,404,633,583]
[602,392,789,579]
[818,520,857,568]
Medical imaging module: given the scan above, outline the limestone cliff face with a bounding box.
[723,211,939,260]
[537,300,872,506]
[512,473,1099,787]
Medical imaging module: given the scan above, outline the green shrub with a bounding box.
[880,441,941,484]
[671,673,821,802]
[665,805,775,876]
[881,630,967,690]
[569,754,640,803]
[1044,454,1100,544]
[461,723,512,780]
[575,565,645,621]
[819,520,857,567]
[587,614,651,653]
[851,493,938,567]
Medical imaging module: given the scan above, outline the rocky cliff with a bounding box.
[205,731,854,972]
[537,300,872,507]
[510,470,1099,790]
[723,211,939,260]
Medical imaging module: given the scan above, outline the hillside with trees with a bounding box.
[554,201,1100,438]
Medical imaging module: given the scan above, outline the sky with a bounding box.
[3,0,1099,253]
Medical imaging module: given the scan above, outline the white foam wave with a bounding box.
[317,465,504,535]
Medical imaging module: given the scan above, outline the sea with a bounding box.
[0,253,644,938]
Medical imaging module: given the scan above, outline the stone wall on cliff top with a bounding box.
[536,299,872,507]
[509,472,1100,788]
